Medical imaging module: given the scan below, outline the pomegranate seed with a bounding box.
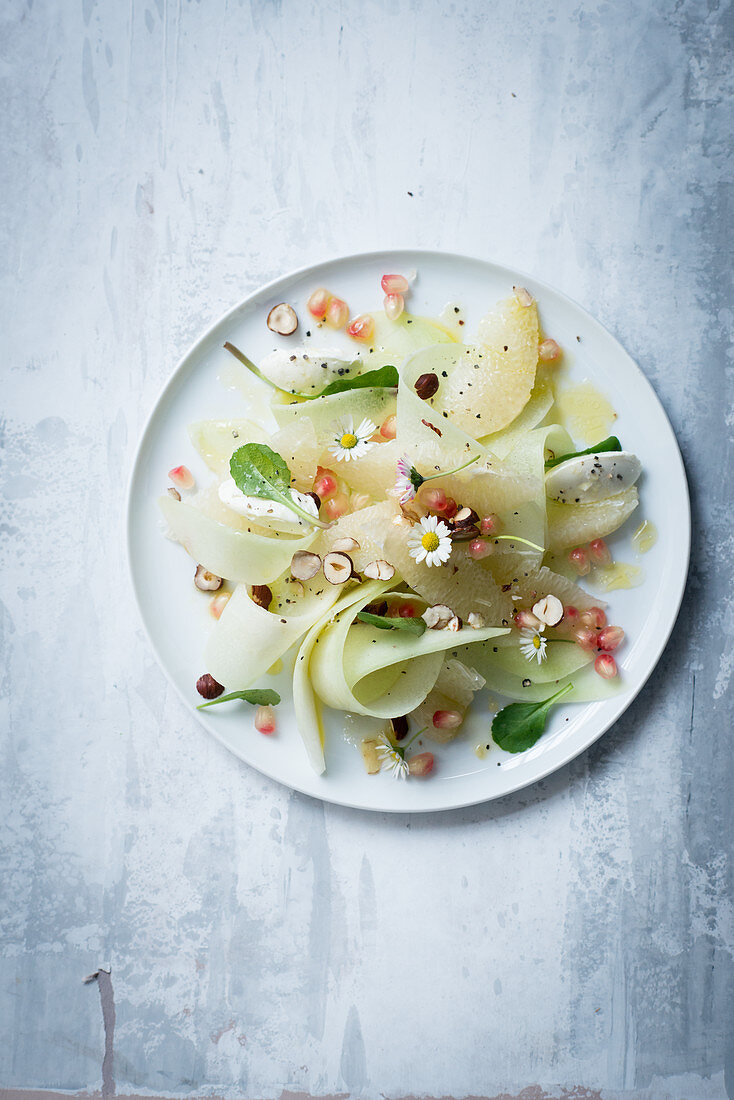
[480,513,500,535]
[408,752,434,777]
[589,538,611,566]
[346,314,375,342]
[169,465,195,491]
[598,625,625,652]
[442,497,458,519]
[307,288,331,320]
[384,293,405,320]
[254,704,276,735]
[380,414,397,440]
[209,593,231,619]
[381,273,410,295]
[313,467,337,500]
[398,604,417,618]
[574,627,598,651]
[432,709,463,730]
[469,538,493,560]
[515,609,541,630]
[595,653,618,679]
[538,338,562,362]
[324,492,350,520]
[421,486,447,511]
[569,547,590,576]
[581,606,607,630]
[325,296,349,329]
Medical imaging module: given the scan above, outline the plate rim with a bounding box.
[126,247,691,813]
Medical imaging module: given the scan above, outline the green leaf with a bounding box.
[302,365,399,400]
[229,443,329,528]
[545,436,622,470]
[197,688,281,710]
[491,682,574,753]
[223,342,292,396]
[356,611,426,636]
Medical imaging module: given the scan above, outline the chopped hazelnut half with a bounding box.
[532,594,564,626]
[467,611,486,629]
[290,551,322,581]
[196,673,224,699]
[447,615,463,632]
[167,486,181,501]
[194,565,223,591]
[267,302,298,335]
[323,551,354,584]
[514,286,534,307]
[422,604,454,630]
[250,584,273,609]
[331,536,360,553]
[363,559,395,581]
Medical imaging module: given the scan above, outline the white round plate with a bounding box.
[127,250,689,813]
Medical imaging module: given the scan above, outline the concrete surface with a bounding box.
[1,0,732,1097]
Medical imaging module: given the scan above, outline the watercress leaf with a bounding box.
[491,682,574,753]
[306,365,399,399]
[545,436,622,470]
[230,442,292,500]
[356,611,427,636]
[197,687,281,710]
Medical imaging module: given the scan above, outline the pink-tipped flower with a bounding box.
[346,313,375,343]
[307,287,331,320]
[209,593,231,620]
[325,296,349,329]
[589,538,611,566]
[433,709,463,730]
[393,455,423,503]
[538,338,562,362]
[254,704,276,735]
[595,653,618,679]
[469,538,492,560]
[598,625,625,652]
[581,606,607,630]
[480,513,500,535]
[381,273,410,295]
[384,293,405,320]
[380,414,397,440]
[169,465,195,491]
[408,752,434,777]
[569,547,590,575]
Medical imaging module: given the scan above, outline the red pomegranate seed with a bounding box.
[384,293,405,320]
[325,296,349,329]
[581,606,607,630]
[346,314,375,342]
[469,538,492,560]
[209,593,231,619]
[595,653,618,679]
[569,547,590,576]
[381,273,410,295]
[574,627,598,651]
[598,625,625,652]
[589,538,611,566]
[480,513,500,535]
[169,465,195,491]
[313,467,337,500]
[324,492,350,520]
[442,497,458,519]
[307,288,331,320]
[538,338,562,362]
[433,709,463,730]
[398,604,417,618]
[254,704,276,734]
[408,752,434,777]
[380,414,397,440]
[421,486,447,511]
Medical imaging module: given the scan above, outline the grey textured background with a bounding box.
[1,0,732,1097]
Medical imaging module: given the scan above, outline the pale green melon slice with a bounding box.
[547,488,639,550]
[335,439,400,499]
[311,500,399,573]
[358,311,457,370]
[189,419,269,476]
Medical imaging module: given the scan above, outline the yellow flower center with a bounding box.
[532,635,541,649]
[340,432,358,449]
[421,532,440,552]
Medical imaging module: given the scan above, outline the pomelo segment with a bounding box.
[398,345,483,474]
[480,366,555,459]
[427,294,540,436]
[547,487,639,550]
[511,565,606,611]
[312,501,398,573]
[335,439,400,500]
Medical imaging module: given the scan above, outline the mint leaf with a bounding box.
[304,365,399,399]
[197,688,281,710]
[491,682,574,753]
[229,443,328,528]
[545,436,622,470]
[356,611,426,636]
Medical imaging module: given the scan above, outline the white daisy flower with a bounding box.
[376,732,410,780]
[519,627,548,664]
[392,455,425,503]
[330,416,377,462]
[407,514,453,568]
